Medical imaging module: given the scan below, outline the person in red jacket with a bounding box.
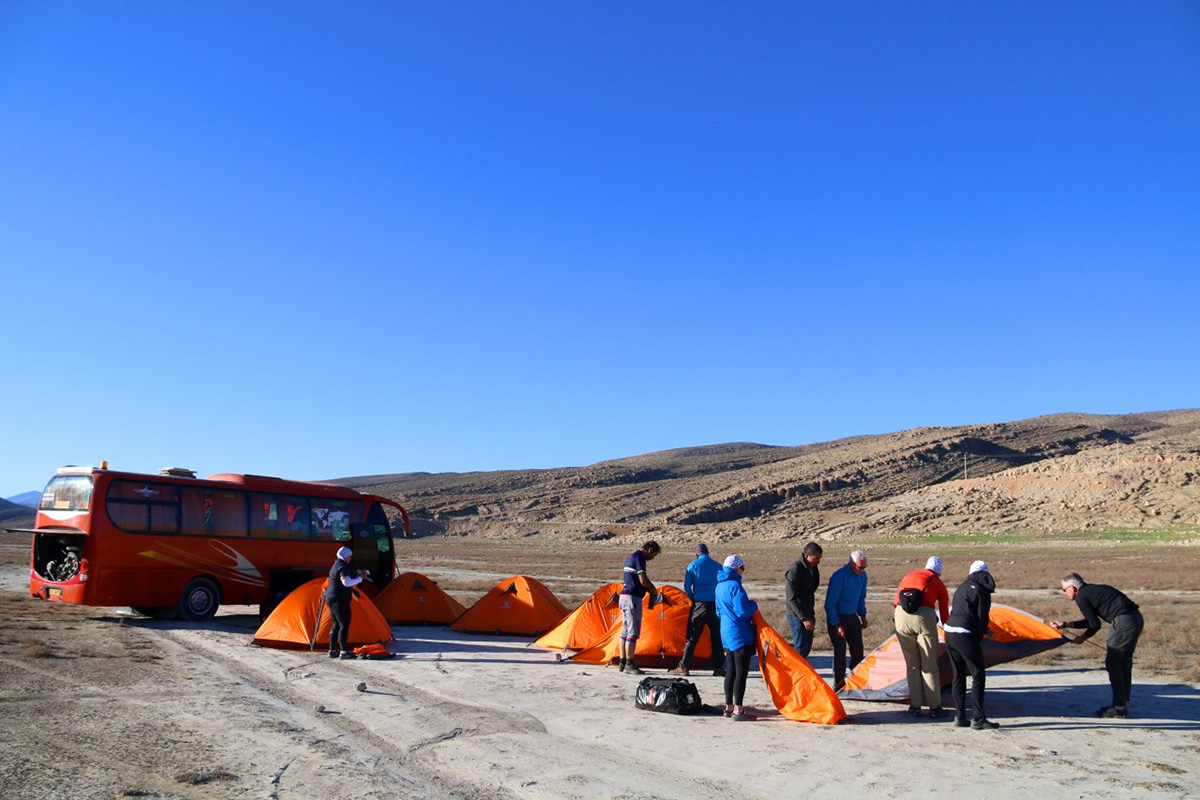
[893,556,950,718]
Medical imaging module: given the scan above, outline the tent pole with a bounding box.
[311,594,327,652]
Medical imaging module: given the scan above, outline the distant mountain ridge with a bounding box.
[338,409,1200,542]
[0,496,35,525]
[4,491,40,508]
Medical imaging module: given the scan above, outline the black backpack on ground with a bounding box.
[898,587,925,614]
[634,677,703,715]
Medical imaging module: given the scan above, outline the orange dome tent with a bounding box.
[532,581,623,652]
[753,610,846,725]
[839,603,1067,702]
[253,578,393,650]
[374,571,466,626]
[450,575,569,636]
[569,585,712,668]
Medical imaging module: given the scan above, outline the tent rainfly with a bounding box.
[568,585,713,668]
[532,581,624,652]
[838,603,1068,702]
[753,610,846,725]
[373,571,466,626]
[450,575,569,636]
[252,578,393,650]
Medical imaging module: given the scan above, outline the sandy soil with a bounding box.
[2,559,1199,800]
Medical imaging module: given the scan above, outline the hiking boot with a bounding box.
[669,666,689,676]
[339,651,354,659]
[625,665,645,675]
[328,651,339,659]
[618,662,626,672]
[971,717,1000,730]
[1097,705,1128,719]
[954,715,970,727]
[928,707,948,719]
[907,706,924,717]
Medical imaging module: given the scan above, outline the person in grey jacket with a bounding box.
[784,542,822,657]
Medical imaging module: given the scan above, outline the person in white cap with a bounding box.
[324,546,370,659]
[943,560,997,729]
[715,554,759,721]
[893,556,950,718]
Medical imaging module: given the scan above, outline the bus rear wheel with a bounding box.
[179,576,221,621]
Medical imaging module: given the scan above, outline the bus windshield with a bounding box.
[39,475,94,512]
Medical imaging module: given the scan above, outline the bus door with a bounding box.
[352,506,393,589]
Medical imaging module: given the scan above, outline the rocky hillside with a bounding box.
[338,410,1200,543]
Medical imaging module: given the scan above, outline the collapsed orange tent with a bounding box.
[253,578,394,650]
[839,603,1068,702]
[373,571,466,626]
[450,575,569,636]
[532,581,623,651]
[569,585,713,668]
[753,611,846,725]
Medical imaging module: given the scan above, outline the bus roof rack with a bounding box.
[159,467,197,478]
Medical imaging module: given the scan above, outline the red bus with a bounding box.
[19,464,410,621]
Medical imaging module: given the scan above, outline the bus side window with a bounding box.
[183,488,247,537]
[311,499,362,542]
[250,493,282,539]
[283,496,311,540]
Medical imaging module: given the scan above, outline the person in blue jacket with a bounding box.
[715,554,759,721]
[824,549,869,690]
[670,543,725,677]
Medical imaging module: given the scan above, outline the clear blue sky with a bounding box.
[2,2,1198,498]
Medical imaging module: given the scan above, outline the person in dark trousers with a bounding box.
[944,560,998,729]
[824,550,869,690]
[1051,573,1145,718]
[618,541,660,675]
[715,554,759,721]
[784,542,823,658]
[670,543,724,677]
[325,546,369,658]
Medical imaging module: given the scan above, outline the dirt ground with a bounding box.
[2,533,1199,799]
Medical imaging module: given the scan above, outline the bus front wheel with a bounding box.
[179,576,221,621]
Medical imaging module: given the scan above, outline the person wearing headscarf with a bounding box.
[325,546,369,659]
[944,560,997,729]
[670,543,724,677]
[715,554,759,721]
[893,556,950,718]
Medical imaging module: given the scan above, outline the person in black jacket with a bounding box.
[944,560,998,730]
[325,546,369,659]
[1051,573,1144,718]
[783,542,823,657]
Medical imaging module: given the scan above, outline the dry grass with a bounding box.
[402,535,1200,685]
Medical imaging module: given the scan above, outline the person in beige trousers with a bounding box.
[893,556,950,717]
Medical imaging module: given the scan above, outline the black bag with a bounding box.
[898,587,925,614]
[634,677,703,715]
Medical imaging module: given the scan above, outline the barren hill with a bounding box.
[338,410,1200,543]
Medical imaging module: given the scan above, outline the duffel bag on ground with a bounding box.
[634,677,703,715]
